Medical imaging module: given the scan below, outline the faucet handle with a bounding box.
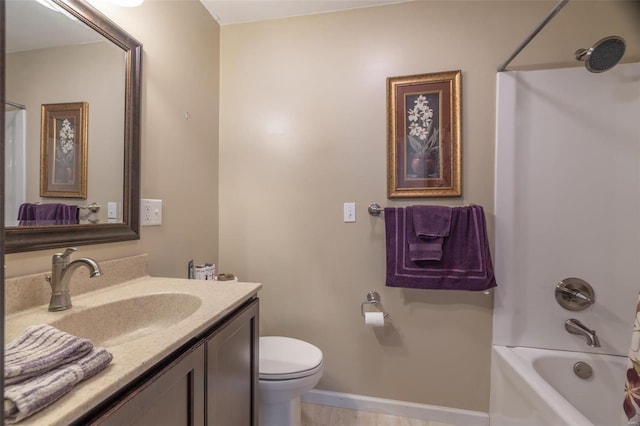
[52,247,77,262]
[61,247,77,258]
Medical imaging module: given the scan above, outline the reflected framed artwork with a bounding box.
[40,102,88,198]
[387,70,462,198]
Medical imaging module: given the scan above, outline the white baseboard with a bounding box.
[301,389,489,426]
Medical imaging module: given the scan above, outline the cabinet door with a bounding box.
[97,344,206,426]
[206,299,259,426]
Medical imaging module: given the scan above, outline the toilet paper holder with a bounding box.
[361,291,389,318]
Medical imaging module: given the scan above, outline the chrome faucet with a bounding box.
[565,318,601,347]
[46,248,102,312]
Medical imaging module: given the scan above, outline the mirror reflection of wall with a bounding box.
[5,102,27,226]
[5,0,127,226]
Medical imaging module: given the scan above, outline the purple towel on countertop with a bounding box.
[384,205,497,291]
[408,205,452,261]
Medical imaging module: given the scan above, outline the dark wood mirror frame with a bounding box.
[4,0,141,253]
[2,1,7,420]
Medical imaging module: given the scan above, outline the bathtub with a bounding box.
[490,345,627,426]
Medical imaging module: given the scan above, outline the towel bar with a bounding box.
[78,202,100,212]
[368,202,480,217]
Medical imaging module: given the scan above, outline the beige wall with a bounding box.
[218,0,639,412]
[4,0,639,415]
[5,0,220,278]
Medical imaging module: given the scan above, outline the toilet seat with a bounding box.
[259,336,323,381]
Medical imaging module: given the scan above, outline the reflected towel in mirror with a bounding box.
[17,203,79,225]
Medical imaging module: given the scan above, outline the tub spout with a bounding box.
[565,318,601,347]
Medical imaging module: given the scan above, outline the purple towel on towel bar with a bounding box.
[17,204,36,221]
[18,203,79,226]
[384,205,497,291]
[35,203,78,225]
[408,205,452,261]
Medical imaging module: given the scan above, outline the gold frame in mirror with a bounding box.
[40,102,89,199]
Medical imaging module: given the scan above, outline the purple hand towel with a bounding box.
[17,203,79,225]
[34,204,60,222]
[33,204,79,225]
[408,205,452,261]
[55,204,79,225]
[384,205,497,291]
[17,203,36,221]
[4,347,113,423]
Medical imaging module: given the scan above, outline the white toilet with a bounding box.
[259,336,323,426]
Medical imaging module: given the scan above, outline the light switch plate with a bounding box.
[141,199,162,226]
[107,201,118,219]
[344,202,356,223]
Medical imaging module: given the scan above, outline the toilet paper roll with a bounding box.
[364,311,385,327]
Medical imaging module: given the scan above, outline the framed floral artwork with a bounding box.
[387,70,462,198]
[40,102,88,198]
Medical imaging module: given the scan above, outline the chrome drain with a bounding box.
[573,361,593,379]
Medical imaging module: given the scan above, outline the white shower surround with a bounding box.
[493,62,640,356]
[491,63,640,425]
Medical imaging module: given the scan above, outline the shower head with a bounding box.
[575,36,626,73]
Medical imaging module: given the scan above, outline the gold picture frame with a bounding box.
[387,70,462,198]
[40,102,88,198]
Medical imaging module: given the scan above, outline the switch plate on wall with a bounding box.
[107,201,118,219]
[141,199,162,226]
[344,202,356,223]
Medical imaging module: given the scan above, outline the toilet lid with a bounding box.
[259,336,323,380]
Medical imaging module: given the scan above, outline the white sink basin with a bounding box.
[49,293,202,347]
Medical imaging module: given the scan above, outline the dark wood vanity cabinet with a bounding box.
[206,298,259,426]
[84,298,259,426]
[96,344,206,426]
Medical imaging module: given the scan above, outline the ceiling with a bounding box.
[7,0,104,53]
[7,0,409,53]
[199,0,410,25]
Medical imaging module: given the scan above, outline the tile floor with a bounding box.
[301,403,456,426]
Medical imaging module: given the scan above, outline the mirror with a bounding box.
[3,0,141,253]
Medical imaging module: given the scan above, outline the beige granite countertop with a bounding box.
[5,276,262,426]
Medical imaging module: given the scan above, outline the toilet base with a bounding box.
[259,396,301,426]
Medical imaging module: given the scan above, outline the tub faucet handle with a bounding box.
[555,278,595,311]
